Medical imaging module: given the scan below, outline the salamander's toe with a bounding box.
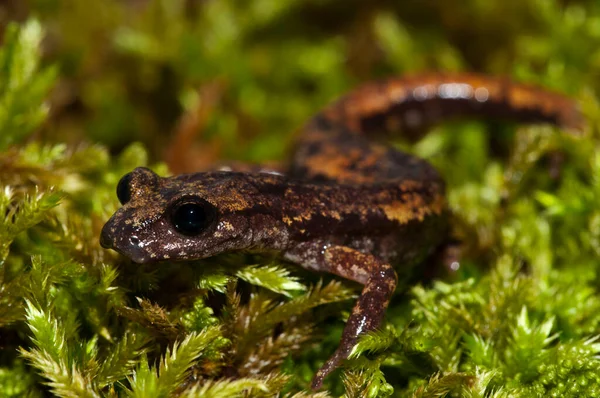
[310,350,345,390]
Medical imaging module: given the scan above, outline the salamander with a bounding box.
[99,73,582,389]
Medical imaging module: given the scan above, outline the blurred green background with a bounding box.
[2,0,599,168]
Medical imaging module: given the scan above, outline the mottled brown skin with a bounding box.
[100,73,582,389]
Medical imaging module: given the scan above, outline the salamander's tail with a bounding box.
[292,73,583,185]
[321,73,584,140]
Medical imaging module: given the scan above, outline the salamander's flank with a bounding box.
[100,73,582,390]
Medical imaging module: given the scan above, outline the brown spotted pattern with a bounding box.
[100,73,582,389]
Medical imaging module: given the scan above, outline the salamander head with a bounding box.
[100,167,259,263]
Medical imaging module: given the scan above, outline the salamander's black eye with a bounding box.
[171,201,216,236]
[116,173,133,205]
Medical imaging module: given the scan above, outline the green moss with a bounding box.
[2,1,600,396]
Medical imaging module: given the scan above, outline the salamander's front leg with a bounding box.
[284,243,398,390]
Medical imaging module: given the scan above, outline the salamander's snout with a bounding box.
[99,226,113,249]
[99,217,154,263]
